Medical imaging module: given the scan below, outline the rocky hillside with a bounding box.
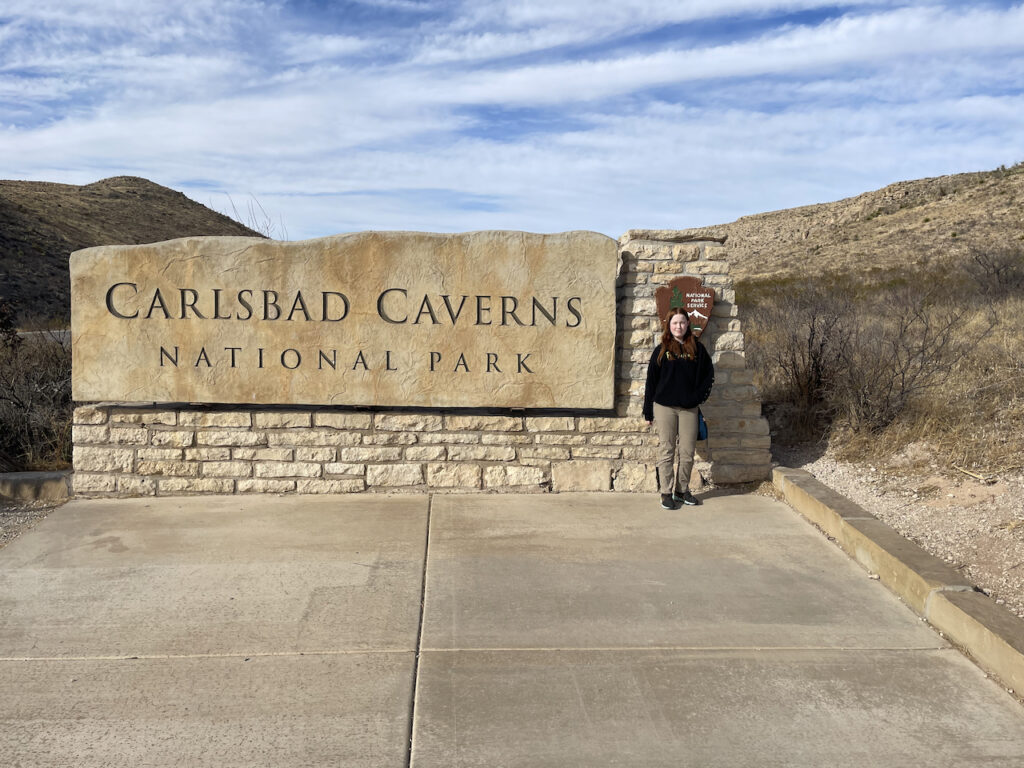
[676,163,1024,284]
[0,176,262,325]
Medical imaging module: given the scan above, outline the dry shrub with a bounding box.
[888,294,1024,470]
[743,263,1021,471]
[0,324,72,471]
[745,285,850,439]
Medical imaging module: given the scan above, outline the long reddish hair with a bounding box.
[658,307,697,363]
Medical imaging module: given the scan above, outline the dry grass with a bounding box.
[0,329,72,471]
[742,258,1024,476]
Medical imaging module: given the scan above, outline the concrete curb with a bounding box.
[774,466,1024,695]
[0,471,72,502]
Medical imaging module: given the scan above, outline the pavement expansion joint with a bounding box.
[0,649,416,662]
[406,492,433,768]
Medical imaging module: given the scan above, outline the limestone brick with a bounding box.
[519,446,571,460]
[179,412,252,428]
[296,447,337,462]
[672,244,701,261]
[711,351,747,369]
[324,463,367,476]
[710,301,738,318]
[296,478,365,494]
[237,479,297,494]
[627,330,656,348]
[158,477,235,494]
[481,433,531,445]
[536,434,587,446]
[73,473,117,493]
[184,447,230,461]
[714,385,760,402]
[621,446,657,461]
[73,425,109,444]
[197,430,266,447]
[447,445,517,462]
[551,460,612,492]
[710,449,773,465]
[202,461,254,478]
[340,447,404,462]
[524,417,576,432]
[151,430,196,448]
[588,434,645,446]
[266,429,361,447]
[572,446,622,459]
[74,406,109,425]
[244,447,295,461]
[519,457,552,469]
[314,413,374,430]
[254,412,312,428]
[484,466,547,488]
[700,402,762,419]
[367,463,424,487]
[404,446,446,461]
[363,432,418,445]
[444,415,523,432]
[108,427,148,445]
[74,446,134,473]
[427,463,482,488]
[711,418,770,436]
[137,448,184,461]
[613,463,657,492]
[418,433,481,445]
[255,462,322,478]
[111,411,177,426]
[578,417,649,433]
[118,475,156,496]
[376,413,444,431]
[710,464,771,483]
[629,316,655,330]
[137,460,199,477]
[712,332,745,352]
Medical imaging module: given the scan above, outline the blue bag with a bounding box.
[697,408,708,441]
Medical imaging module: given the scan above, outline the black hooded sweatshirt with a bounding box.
[642,341,715,421]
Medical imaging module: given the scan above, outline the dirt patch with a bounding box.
[0,499,61,550]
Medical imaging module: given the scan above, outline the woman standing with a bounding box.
[643,307,715,509]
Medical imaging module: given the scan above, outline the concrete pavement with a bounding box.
[2,491,1023,766]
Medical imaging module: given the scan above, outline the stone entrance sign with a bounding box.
[71,231,618,409]
[655,276,715,337]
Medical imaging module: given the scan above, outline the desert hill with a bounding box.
[675,163,1024,284]
[3,165,1023,325]
[0,176,262,324]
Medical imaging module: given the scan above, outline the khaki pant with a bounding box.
[653,403,699,495]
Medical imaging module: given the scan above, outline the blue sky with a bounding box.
[1,1,1022,240]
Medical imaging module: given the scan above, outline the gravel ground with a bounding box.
[0,500,61,551]
[775,443,1024,622]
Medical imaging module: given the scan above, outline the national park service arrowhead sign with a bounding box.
[71,231,618,409]
[655,276,715,337]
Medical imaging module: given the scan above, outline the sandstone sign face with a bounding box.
[655,276,715,337]
[71,231,618,409]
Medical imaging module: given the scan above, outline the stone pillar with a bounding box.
[617,230,771,484]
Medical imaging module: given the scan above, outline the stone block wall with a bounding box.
[72,231,771,496]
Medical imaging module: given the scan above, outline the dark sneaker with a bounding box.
[660,494,678,510]
[675,490,700,506]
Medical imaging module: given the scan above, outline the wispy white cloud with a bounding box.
[0,1,1022,239]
